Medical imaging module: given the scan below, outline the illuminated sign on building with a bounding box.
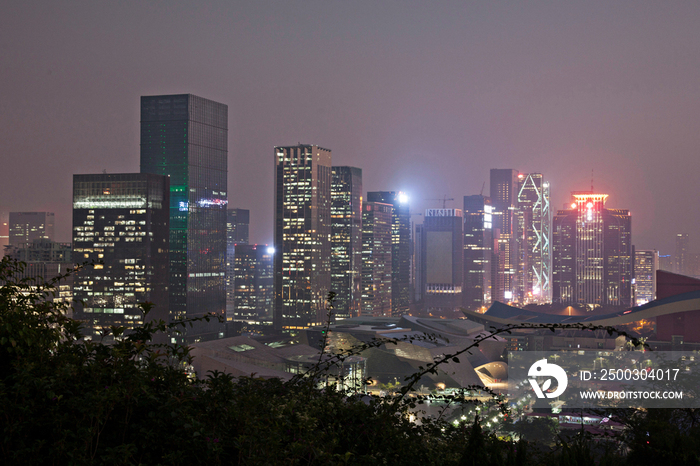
[425,208,463,217]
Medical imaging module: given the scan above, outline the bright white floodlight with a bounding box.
[266,247,275,255]
[398,192,409,204]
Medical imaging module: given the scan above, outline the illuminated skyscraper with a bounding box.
[274,144,332,331]
[552,193,632,307]
[9,212,54,247]
[675,233,690,275]
[0,212,8,256]
[232,244,274,320]
[361,201,392,317]
[515,173,551,304]
[490,169,519,303]
[331,167,363,319]
[463,195,493,311]
[634,250,658,306]
[140,94,228,343]
[420,208,463,316]
[367,191,411,316]
[226,208,249,319]
[72,173,170,340]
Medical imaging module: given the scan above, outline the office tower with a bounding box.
[414,223,424,303]
[140,94,228,343]
[420,208,463,316]
[463,195,493,311]
[675,233,690,275]
[331,167,363,319]
[490,169,519,303]
[226,208,249,319]
[515,173,552,304]
[552,192,633,307]
[0,212,8,256]
[635,250,658,306]
[9,212,55,247]
[273,144,332,331]
[659,254,674,272]
[232,244,274,320]
[361,202,393,317]
[72,173,170,340]
[367,191,411,316]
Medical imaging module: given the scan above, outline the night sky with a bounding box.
[2,1,699,254]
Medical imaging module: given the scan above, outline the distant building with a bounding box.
[361,202,393,317]
[72,173,170,340]
[635,250,658,305]
[420,208,464,316]
[515,173,551,304]
[414,224,424,303]
[0,212,8,256]
[659,254,673,272]
[140,94,228,343]
[675,233,690,275]
[552,192,632,307]
[490,169,519,303]
[273,144,332,331]
[9,212,54,248]
[331,167,363,319]
[367,191,411,316]
[463,195,493,311]
[4,238,73,312]
[226,208,250,319]
[232,244,274,320]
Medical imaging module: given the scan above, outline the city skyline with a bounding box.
[3,1,700,256]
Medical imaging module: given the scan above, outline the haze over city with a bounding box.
[2,0,700,254]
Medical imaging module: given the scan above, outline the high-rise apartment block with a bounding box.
[9,212,55,247]
[273,144,332,331]
[361,202,393,317]
[367,191,411,316]
[515,173,551,304]
[463,195,493,311]
[635,250,658,306]
[226,208,250,318]
[72,173,170,340]
[331,167,363,319]
[420,208,463,316]
[552,192,632,307]
[140,94,228,343]
[232,244,274,320]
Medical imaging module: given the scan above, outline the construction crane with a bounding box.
[425,195,455,209]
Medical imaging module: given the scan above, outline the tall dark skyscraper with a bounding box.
[232,244,274,320]
[274,144,332,332]
[515,173,551,304]
[361,201,393,317]
[420,208,464,317]
[552,192,632,307]
[226,208,249,319]
[140,94,228,343]
[9,212,55,247]
[490,169,519,303]
[331,166,363,320]
[367,191,410,317]
[634,249,658,306]
[72,173,170,340]
[463,195,493,311]
[675,233,690,275]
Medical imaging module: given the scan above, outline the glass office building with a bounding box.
[140,94,228,343]
[72,173,170,340]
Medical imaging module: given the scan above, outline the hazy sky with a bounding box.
[2,1,699,254]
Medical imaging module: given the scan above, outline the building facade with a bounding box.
[232,244,274,320]
[361,201,393,317]
[367,191,411,316]
[463,195,493,311]
[331,167,363,320]
[140,94,228,343]
[9,212,55,248]
[420,208,464,316]
[490,169,519,303]
[675,233,690,275]
[72,173,170,340]
[273,144,332,331]
[552,193,632,307]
